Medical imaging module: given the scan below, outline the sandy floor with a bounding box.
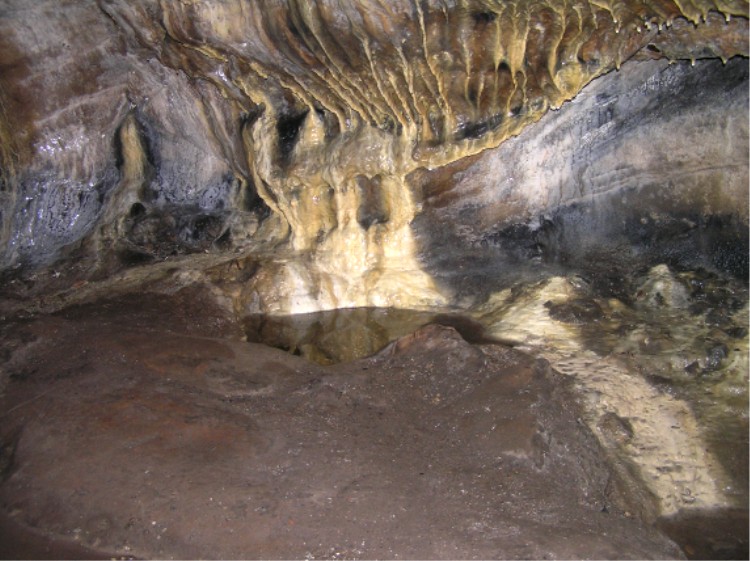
[0,285,719,559]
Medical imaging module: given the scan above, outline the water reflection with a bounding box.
[243,306,525,365]
[243,307,438,364]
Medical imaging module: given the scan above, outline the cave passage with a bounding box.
[0,0,748,559]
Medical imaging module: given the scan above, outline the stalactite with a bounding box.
[0,0,747,305]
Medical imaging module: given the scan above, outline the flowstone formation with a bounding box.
[0,0,747,312]
[0,1,748,559]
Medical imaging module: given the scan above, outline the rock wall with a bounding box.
[0,0,747,312]
[411,57,749,304]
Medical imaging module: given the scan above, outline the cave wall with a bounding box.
[411,57,749,304]
[0,0,747,311]
[0,0,261,269]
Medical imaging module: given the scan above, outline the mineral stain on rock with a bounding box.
[0,0,748,558]
[0,290,686,559]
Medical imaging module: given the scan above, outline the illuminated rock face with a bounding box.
[0,4,748,553]
[0,0,748,311]
[412,56,749,304]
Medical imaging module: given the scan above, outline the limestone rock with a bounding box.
[0,289,685,559]
[0,1,747,313]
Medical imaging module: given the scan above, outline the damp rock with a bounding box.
[639,335,667,355]
[544,298,604,324]
[635,265,691,310]
[684,361,701,376]
[723,325,748,339]
[124,207,228,257]
[597,412,635,446]
[705,307,733,327]
[703,343,729,373]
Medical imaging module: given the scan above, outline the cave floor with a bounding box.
[0,285,708,560]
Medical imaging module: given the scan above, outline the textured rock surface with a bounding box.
[0,1,748,312]
[0,289,685,559]
[411,56,749,303]
[0,1,748,558]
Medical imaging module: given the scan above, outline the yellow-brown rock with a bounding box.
[0,3,748,558]
[0,0,747,312]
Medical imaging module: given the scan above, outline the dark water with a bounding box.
[242,307,502,364]
[243,307,433,364]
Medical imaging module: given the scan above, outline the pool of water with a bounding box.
[242,306,513,365]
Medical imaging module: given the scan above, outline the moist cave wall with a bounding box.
[0,1,748,559]
[0,0,747,303]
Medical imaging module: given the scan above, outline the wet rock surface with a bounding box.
[0,1,747,559]
[1,2,748,315]
[411,57,749,304]
[0,288,686,560]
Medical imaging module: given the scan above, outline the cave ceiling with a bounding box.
[0,0,748,312]
[0,4,748,555]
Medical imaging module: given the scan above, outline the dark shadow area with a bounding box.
[276,108,309,165]
[414,181,749,309]
[0,512,124,560]
[658,508,749,560]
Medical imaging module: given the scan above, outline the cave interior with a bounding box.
[0,0,748,559]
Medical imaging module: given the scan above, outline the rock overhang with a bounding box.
[0,0,747,311]
[0,4,748,558]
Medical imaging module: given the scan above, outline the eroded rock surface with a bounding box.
[0,1,747,559]
[0,288,685,559]
[411,57,749,303]
[0,1,748,313]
